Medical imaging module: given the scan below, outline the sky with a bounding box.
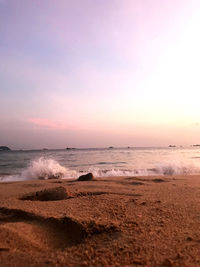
[1,0,200,149]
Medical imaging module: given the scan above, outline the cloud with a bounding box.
[27,118,73,129]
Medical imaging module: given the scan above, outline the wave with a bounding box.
[153,161,200,175]
[21,157,79,180]
[0,157,80,182]
[1,157,200,182]
[86,161,200,177]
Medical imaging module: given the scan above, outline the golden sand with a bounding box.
[1,175,200,266]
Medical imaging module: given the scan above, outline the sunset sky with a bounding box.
[1,0,200,149]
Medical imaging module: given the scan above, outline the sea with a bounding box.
[1,147,200,182]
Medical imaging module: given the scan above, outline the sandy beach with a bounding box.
[1,175,200,266]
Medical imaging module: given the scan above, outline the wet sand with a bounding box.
[1,175,200,266]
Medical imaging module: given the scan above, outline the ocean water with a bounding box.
[1,147,200,182]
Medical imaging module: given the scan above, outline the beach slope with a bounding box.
[0,175,200,266]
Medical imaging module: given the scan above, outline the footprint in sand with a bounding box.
[0,207,119,252]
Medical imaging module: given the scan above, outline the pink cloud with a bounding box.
[28,118,59,128]
[27,118,79,130]
[28,118,102,131]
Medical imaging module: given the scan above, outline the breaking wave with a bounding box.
[152,161,200,175]
[0,158,80,182]
[21,157,78,180]
[21,158,200,179]
[1,157,200,182]
[86,163,200,177]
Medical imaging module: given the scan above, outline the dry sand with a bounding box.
[1,175,200,266]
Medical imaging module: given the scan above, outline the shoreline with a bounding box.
[1,172,200,183]
[1,175,200,266]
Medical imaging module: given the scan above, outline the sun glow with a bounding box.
[130,12,200,126]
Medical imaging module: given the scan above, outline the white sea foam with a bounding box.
[21,157,78,180]
[0,175,25,182]
[86,167,150,177]
[154,161,200,175]
[86,161,200,177]
[1,155,200,182]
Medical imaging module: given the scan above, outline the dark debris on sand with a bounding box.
[77,173,94,181]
